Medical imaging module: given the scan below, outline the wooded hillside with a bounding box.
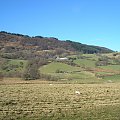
[0,31,113,56]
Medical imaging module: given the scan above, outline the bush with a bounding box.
[55,69,65,73]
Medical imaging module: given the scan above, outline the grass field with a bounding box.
[0,79,120,120]
[103,74,120,81]
[40,62,100,83]
[74,59,96,68]
[40,58,120,83]
[40,62,81,73]
[100,65,120,71]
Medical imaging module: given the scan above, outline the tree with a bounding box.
[95,56,109,66]
[23,67,40,80]
[23,60,40,80]
[23,58,48,80]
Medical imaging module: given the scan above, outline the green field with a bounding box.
[0,79,120,120]
[40,62,81,73]
[40,62,100,83]
[82,54,99,61]
[74,59,96,68]
[100,65,120,71]
[103,74,120,81]
[39,54,120,83]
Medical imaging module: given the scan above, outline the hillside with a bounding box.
[0,31,113,56]
[0,31,119,81]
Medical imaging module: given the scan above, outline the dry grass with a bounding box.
[0,79,120,120]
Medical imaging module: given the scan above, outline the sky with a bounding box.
[0,0,120,51]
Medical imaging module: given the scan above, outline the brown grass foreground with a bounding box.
[0,78,120,120]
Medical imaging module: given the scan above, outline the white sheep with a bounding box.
[75,91,80,95]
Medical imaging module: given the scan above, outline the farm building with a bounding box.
[56,56,68,61]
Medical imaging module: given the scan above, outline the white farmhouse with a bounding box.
[56,56,68,61]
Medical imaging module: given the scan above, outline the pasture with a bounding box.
[0,79,120,120]
[40,61,100,83]
[74,59,96,68]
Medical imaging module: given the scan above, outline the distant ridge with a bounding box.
[0,31,114,54]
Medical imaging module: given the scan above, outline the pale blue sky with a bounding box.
[0,0,120,51]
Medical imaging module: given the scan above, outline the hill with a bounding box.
[0,31,113,56]
[1,31,118,81]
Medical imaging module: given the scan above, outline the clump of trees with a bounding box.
[23,58,58,81]
[23,66,40,80]
[23,58,48,80]
[95,56,109,66]
[95,55,120,66]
